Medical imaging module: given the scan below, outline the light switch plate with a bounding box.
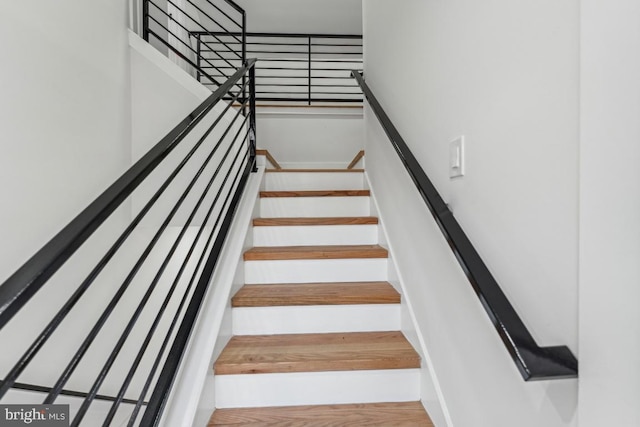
[449,136,465,179]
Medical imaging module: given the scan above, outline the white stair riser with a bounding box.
[245,259,388,284]
[260,197,370,218]
[253,225,378,246]
[214,369,421,408]
[232,304,401,335]
[265,172,365,191]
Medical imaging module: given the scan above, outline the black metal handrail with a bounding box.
[143,0,246,89]
[0,59,258,426]
[194,31,363,104]
[352,71,578,381]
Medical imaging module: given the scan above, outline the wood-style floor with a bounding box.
[208,401,434,426]
[214,331,421,375]
[232,282,400,307]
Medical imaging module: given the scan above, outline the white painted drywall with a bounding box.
[578,1,640,426]
[0,1,131,283]
[363,1,579,426]
[130,30,210,162]
[0,10,249,409]
[256,110,364,168]
[236,0,362,35]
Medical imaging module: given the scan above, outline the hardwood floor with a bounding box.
[208,402,434,426]
[243,245,388,261]
[232,282,400,307]
[260,190,371,198]
[253,216,379,226]
[214,331,421,375]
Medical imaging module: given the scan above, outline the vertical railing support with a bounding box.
[142,0,150,42]
[195,34,202,82]
[241,13,247,66]
[307,36,312,105]
[241,13,248,115]
[249,64,258,172]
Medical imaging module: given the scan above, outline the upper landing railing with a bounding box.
[140,0,362,105]
[143,0,247,87]
[352,71,578,381]
[193,32,363,105]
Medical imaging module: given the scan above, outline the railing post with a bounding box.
[142,0,149,42]
[307,36,312,105]
[196,34,201,82]
[242,13,247,66]
[249,63,258,172]
[241,12,247,112]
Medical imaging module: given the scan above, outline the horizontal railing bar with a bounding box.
[250,83,358,88]
[192,31,362,39]
[254,76,357,80]
[9,382,147,406]
[243,58,362,63]
[202,55,363,61]
[201,66,362,72]
[200,41,362,48]
[257,91,361,95]
[351,70,577,381]
[253,97,363,103]
[231,50,363,55]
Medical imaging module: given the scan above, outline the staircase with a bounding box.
[208,167,433,425]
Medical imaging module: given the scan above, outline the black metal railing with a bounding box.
[143,0,246,89]
[352,71,578,381]
[193,32,363,104]
[0,59,258,425]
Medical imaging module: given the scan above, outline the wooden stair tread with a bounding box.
[243,245,388,261]
[266,168,365,173]
[208,401,433,426]
[214,332,420,375]
[260,190,370,198]
[232,282,400,307]
[253,217,379,226]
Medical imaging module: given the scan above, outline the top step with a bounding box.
[265,169,365,191]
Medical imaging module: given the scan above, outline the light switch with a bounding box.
[449,136,465,178]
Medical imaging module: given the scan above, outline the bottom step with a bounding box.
[209,401,433,426]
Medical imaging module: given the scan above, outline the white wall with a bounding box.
[363,1,579,426]
[0,0,131,283]
[236,0,362,34]
[130,31,210,163]
[256,110,364,168]
[0,25,250,407]
[578,1,640,426]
